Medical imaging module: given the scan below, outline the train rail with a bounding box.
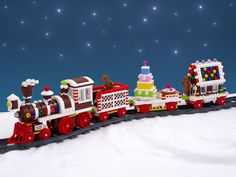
[0,96,235,154]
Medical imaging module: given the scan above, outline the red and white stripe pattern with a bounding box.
[97,98,101,111]
[73,89,79,103]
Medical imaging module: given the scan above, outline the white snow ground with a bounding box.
[0,107,236,177]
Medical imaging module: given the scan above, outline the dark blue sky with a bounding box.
[0,0,235,111]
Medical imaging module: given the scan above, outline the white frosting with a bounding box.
[22,79,39,87]
[41,90,54,96]
[60,85,69,89]
[7,94,19,101]
[162,87,176,93]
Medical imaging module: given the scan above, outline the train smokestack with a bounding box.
[21,79,39,104]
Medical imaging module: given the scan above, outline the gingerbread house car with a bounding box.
[185,59,228,108]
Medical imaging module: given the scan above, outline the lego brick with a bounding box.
[137,81,154,89]
[134,88,156,98]
[138,74,153,82]
[141,66,150,75]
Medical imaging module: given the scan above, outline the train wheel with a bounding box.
[39,128,51,140]
[117,108,126,118]
[25,132,35,143]
[58,117,75,135]
[166,102,177,111]
[99,112,109,122]
[77,112,92,128]
[139,105,150,113]
[216,97,226,105]
[193,100,203,109]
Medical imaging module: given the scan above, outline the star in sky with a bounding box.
[198,4,204,10]
[19,20,25,25]
[59,53,63,58]
[174,12,178,16]
[21,46,26,51]
[57,8,62,14]
[229,3,233,7]
[186,28,191,33]
[112,44,117,48]
[138,49,143,53]
[213,21,217,26]
[45,32,49,37]
[2,42,7,47]
[128,25,132,29]
[203,42,208,47]
[101,30,106,34]
[154,39,159,44]
[44,16,48,20]
[123,2,127,7]
[152,6,157,11]
[173,49,179,55]
[4,5,8,9]
[32,1,36,5]
[108,17,112,21]
[143,18,148,23]
[92,12,96,16]
[82,22,86,26]
[86,42,91,47]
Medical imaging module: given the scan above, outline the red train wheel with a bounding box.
[58,117,75,135]
[166,102,177,111]
[39,128,51,140]
[139,105,150,113]
[216,97,226,105]
[117,108,126,118]
[77,112,92,128]
[193,100,203,109]
[25,132,35,143]
[99,112,109,122]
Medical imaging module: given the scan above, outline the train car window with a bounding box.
[86,88,91,100]
[201,87,206,94]
[79,89,85,102]
[213,85,218,92]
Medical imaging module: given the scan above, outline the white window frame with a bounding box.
[77,86,93,103]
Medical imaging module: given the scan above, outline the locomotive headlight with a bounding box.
[25,112,31,118]
[6,101,12,109]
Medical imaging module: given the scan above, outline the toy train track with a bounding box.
[0,96,235,154]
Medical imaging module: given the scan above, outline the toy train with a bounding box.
[6,59,228,144]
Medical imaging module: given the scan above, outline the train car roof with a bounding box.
[65,76,94,88]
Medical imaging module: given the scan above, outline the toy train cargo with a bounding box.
[5,59,228,144]
[93,82,129,121]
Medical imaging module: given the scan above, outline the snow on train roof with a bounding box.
[188,59,226,87]
[65,76,94,88]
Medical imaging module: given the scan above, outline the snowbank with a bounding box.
[0,108,236,177]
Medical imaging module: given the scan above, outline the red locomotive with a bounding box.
[6,59,228,144]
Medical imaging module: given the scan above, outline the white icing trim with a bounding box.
[53,95,65,114]
[7,94,19,101]
[65,76,94,87]
[41,90,54,96]
[191,60,226,87]
[21,79,39,87]
[60,85,69,89]
[141,66,150,69]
